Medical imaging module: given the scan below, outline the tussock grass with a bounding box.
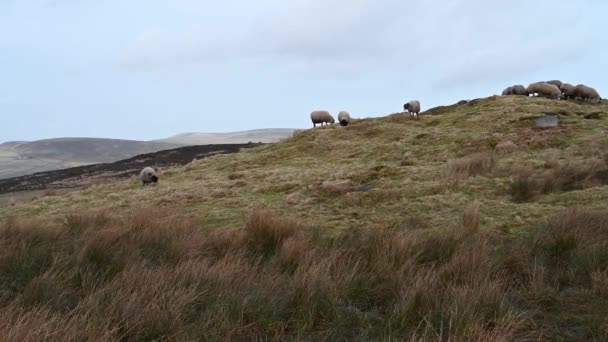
[508,150,608,202]
[447,151,497,179]
[1,207,607,340]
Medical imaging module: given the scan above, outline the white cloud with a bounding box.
[118,0,602,87]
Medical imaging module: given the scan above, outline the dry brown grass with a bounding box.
[0,206,606,340]
[447,151,497,179]
[494,140,518,155]
[462,200,481,232]
[320,179,359,194]
[509,154,608,202]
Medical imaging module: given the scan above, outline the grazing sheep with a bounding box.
[140,167,159,186]
[511,85,529,96]
[527,82,561,99]
[403,100,421,119]
[560,83,576,100]
[526,82,543,97]
[574,84,601,102]
[337,111,352,126]
[310,110,335,127]
[546,80,563,88]
[501,86,513,96]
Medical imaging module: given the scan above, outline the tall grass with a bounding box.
[1,206,608,340]
[447,151,497,180]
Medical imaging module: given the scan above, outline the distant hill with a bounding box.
[0,129,296,179]
[0,138,181,179]
[156,128,296,145]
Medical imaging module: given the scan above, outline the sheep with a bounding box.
[526,82,544,97]
[503,85,528,96]
[310,110,335,127]
[574,84,601,102]
[511,85,529,96]
[560,83,576,100]
[501,86,513,96]
[527,82,561,99]
[546,80,563,88]
[140,167,159,186]
[457,100,468,105]
[337,111,352,126]
[403,100,421,120]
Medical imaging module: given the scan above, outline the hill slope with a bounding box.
[156,128,296,145]
[1,96,608,340]
[0,138,181,179]
[7,96,606,229]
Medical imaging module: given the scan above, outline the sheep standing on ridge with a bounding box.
[337,111,352,126]
[511,85,529,96]
[560,83,576,100]
[403,100,421,120]
[140,167,159,186]
[527,82,561,99]
[502,85,528,96]
[310,111,335,127]
[574,84,601,102]
[526,82,543,97]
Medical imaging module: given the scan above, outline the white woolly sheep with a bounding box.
[501,86,513,96]
[527,82,560,99]
[140,167,159,186]
[560,83,576,100]
[337,111,352,126]
[526,82,543,96]
[511,85,529,96]
[403,100,421,120]
[574,84,601,102]
[310,111,335,127]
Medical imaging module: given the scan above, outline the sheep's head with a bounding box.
[330,117,335,124]
[403,103,409,111]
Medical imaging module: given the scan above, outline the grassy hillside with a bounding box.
[1,95,608,341]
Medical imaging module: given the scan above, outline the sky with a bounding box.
[1,0,607,142]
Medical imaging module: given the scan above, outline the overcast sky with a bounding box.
[1,0,606,142]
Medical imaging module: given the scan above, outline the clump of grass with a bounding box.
[447,151,497,179]
[244,206,300,256]
[509,156,608,202]
[462,200,481,232]
[509,167,537,202]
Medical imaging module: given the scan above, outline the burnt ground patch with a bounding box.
[0,143,264,194]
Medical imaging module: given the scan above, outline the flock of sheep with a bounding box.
[502,80,602,102]
[309,100,422,127]
[309,80,602,129]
